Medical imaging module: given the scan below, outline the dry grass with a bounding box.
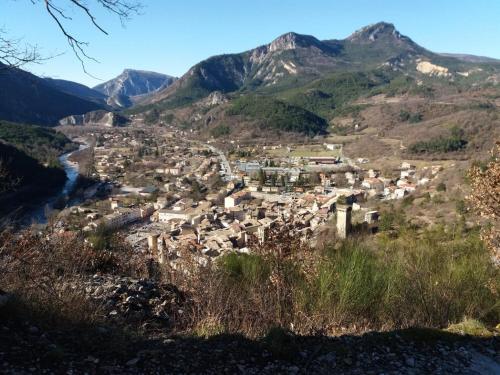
[0,229,149,329]
[170,224,499,339]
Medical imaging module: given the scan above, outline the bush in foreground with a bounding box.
[181,225,499,337]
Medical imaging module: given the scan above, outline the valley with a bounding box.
[0,15,499,374]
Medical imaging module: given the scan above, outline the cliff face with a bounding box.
[58,110,129,127]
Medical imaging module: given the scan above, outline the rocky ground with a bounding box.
[76,274,186,328]
[0,276,499,374]
[1,324,498,374]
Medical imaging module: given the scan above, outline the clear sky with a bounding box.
[2,0,500,87]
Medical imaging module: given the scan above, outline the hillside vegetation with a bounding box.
[0,143,66,216]
[0,121,76,166]
[227,95,328,135]
[280,71,387,118]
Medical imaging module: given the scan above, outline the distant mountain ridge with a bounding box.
[0,64,174,125]
[93,69,177,107]
[44,78,109,107]
[438,53,500,64]
[0,63,104,126]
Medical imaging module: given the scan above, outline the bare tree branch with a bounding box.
[0,29,42,69]
[0,0,142,73]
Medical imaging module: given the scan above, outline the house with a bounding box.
[168,167,182,176]
[365,211,379,224]
[362,178,384,191]
[418,177,430,186]
[140,186,158,197]
[383,186,397,198]
[394,188,407,199]
[307,157,338,165]
[152,197,166,210]
[324,143,342,151]
[225,191,250,208]
[102,208,141,229]
[110,199,121,210]
[158,209,192,223]
[401,162,416,170]
[399,182,416,193]
[140,204,155,218]
[401,169,416,179]
[247,182,260,192]
[345,172,356,185]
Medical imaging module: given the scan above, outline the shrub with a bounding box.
[446,318,493,337]
[436,182,447,192]
[2,223,497,342]
[144,108,161,124]
[401,195,415,207]
[310,242,387,323]
[467,142,500,263]
[210,124,231,138]
[378,208,406,232]
[399,110,422,123]
[220,253,271,283]
[408,127,467,154]
[455,199,467,215]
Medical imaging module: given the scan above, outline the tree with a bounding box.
[1,1,141,71]
[0,29,42,68]
[468,142,500,264]
[144,108,160,125]
[280,174,287,187]
[309,172,321,185]
[270,172,278,187]
[257,168,266,186]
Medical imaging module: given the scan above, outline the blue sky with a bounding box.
[2,0,500,86]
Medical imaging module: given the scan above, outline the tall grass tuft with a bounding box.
[183,225,499,337]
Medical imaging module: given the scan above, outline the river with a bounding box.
[24,143,89,225]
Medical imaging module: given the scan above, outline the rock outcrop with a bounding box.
[416,60,451,77]
[58,110,129,127]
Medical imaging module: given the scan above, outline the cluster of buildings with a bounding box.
[63,129,447,272]
[144,185,376,267]
[357,162,441,200]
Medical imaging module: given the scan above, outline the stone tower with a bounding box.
[336,205,352,239]
[147,233,160,255]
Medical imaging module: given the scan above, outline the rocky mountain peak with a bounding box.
[347,22,403,42]
[93,69,177,108]
[268,32,321,52]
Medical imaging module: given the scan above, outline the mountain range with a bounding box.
[0,67,175,126]
[141,22,500,110]
[0,22,499,130]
